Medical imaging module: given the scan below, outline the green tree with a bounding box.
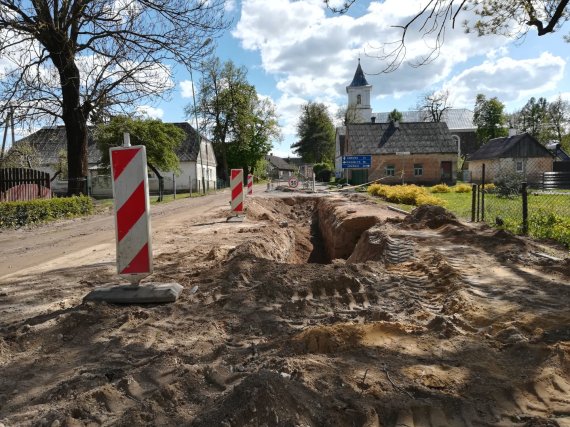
[548,96,570,142]
[518,97,552,141]
[473,94,508,143]
[188,58,279,181]
[292,102,336,164]
[0,1,227,195]
[326,1,569,71]
[388,109,403,122]
[96,116,185,178]
[0,142,39,169]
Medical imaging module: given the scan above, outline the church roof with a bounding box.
[374,108,475,131]
[348,60,370,87]
[376,108,476,130]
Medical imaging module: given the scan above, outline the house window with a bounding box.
[385,165,395,176]
[414,164,423,176]
[357,94,361,105]
[516,160,523,172]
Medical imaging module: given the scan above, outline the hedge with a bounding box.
[367,183,446,207]
[0,196,94,228]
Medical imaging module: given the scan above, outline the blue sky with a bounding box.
[5,0,570,159]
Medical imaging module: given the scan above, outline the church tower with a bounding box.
[346,59,372,123]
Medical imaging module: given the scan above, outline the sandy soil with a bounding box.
[0,187,569,427]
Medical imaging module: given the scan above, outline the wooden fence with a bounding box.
[0,168,51,202]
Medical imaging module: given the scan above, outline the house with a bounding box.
[467,132,554,184]
[335,61,474,177]
[14,122,216,196]
[345,121,458,185]
[266,154,296,180]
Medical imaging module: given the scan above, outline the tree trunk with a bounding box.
[53,52,89,196]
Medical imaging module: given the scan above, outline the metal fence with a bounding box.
[470,162,570,246]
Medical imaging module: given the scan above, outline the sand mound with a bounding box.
[404,205,461,229]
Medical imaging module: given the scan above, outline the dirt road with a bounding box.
[1,189,569,427]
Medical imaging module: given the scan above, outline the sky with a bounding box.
[3,0,570,159]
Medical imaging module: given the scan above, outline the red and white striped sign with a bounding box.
[230,169,244,214]
[247,174,253,196]
[110,146,153,281]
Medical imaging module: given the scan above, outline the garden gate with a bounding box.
[0,168,51,202]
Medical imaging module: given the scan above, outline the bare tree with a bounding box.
[416,90,451,122]
[325,0,570,72]
[0,1,228,194]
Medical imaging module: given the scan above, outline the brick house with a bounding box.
[343,121,458,185]
[468,132,554,185]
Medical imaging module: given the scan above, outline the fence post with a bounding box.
[476,185,480,222]
[521,182,528,234]
[481,163,486,221]
[471,184,477,222]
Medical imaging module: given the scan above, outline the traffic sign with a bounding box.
[288,176,299,188]
[342,155,372,169]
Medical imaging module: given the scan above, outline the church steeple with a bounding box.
[348,59,370,87]
[346,59,372,123]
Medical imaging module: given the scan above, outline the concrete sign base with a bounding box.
[226,215,245,223]
[84,282,183,304]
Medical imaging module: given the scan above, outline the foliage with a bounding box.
[367,183,446,206]
[292,102,336,164]
[0,142,40,169]
[509,95,570,144]
[0,196,93,228]
[0,1,228,195]
[417,90,451,122]
[430,183,451,193]
[528,211,570,247]
[189,58,279,181]
[253,158,269,180]
[493,172,521,198]
[336,104,365,126]
[314,162,334,182]
[96,117,185,173]
[453,184,472,193]
[474,94,508,143]
[388,109,403,122]
[483,183,497,192]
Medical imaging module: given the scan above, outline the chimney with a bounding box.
[394,121,400,129]
[371,116,376,123]
[508,128,517,137]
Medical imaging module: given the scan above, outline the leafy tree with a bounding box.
[0,1,228,195]
[388,109,403,122]
[417,90,451,122]
[292,102,336,164]
[473,94,508,143]
[188,58,279,181]
[0,141,39,169]
[325,1,569,71]
[548,96,570,142]
[96,116,185,178]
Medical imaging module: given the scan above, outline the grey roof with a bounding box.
[266,154,296,171]
[374,109,475,131]
[15,122,208,166]
[468,133,553,161]
[348,60,370,87]
[347,122,457,155]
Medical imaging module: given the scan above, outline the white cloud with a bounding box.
[224,0,237,12]
[136,105,164,119]
[444,52,566,108]
[180,80,195,98]
[233,0,512,105]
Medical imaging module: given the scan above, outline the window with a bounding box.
[414,164,423,176]
[516,161,523,172]
[357,94,361,105]
[385,165,395,176]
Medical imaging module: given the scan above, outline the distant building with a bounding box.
[14,122,216,196]
[265,154,296,180]
[345,121,458,185]
[468,133,554,185]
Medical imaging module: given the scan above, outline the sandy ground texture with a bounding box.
[0,187,569,427]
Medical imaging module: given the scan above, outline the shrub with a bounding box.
[482,183,496,192]
[453,184,472,193]
[0,196,94,228]
[528,211,570,248]
[430,183,451,193]
[494,172,520,198]
[416,194,447,206]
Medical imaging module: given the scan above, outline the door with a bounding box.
[441,161,453,184]
[351,169,368,185]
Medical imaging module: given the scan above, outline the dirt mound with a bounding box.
[404,205,462,229]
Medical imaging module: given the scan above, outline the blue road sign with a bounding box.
[342,155,372,169]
